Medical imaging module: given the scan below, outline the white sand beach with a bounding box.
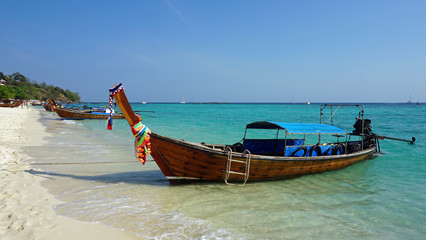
[0,107,143,240]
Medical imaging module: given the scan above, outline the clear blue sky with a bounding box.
[1,0,425,102]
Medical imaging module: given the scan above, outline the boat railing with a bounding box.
[320,104,367,150]
[320,104,365,125]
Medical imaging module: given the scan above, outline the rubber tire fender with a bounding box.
[290,146,307,157]
[308,145,322,156]
[332,143,344,155]
[323,146,334,156]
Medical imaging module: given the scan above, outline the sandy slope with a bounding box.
[0,107,143,240]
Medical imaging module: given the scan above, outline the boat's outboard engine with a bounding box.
[352,118,372,136]
[352,118,375,149]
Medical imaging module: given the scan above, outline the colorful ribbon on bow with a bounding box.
[132,115,152,164]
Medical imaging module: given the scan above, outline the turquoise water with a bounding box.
[29,103,425,239]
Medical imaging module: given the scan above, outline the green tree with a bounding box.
[12,72,28,83]
[1,72,80,102]
[0,86,14,99]
[12,86,27,99]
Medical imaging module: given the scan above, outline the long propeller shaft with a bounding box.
[375,134,416,144]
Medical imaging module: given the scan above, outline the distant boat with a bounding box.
[53,107,124,120]
[42,98,57,112]
[0,99,23,108]
[408,94,413,104]
[30,100,42,106]
[306,102,311,105]
[42,102,52,111]
[142,101,147,104]
[180,101,186,104]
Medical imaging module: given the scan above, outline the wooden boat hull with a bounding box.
[150,133,377,184]
[43,104,53,111]
[0,100,23,108]
[54,107,125,119]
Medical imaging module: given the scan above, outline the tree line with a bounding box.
[0,72,80,102]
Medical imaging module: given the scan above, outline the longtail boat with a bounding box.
[42,98,54,111]
[44,98,61,112]
[0,99,23,108]
[42,102,53,111]
[53,106,125,120]
[108,83,415,185]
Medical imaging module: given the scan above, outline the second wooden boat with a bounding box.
[0,99,23,108]
[53,107,124,120]
[42,98,55,111]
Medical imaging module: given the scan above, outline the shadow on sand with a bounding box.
[25,169,168,186]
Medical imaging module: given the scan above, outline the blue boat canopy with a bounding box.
[246,121,347,134]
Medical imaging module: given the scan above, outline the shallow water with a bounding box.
[26,103,425,239]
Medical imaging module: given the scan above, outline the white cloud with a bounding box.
[164,0,189,26]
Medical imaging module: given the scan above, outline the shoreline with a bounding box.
[0,107,144,240]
